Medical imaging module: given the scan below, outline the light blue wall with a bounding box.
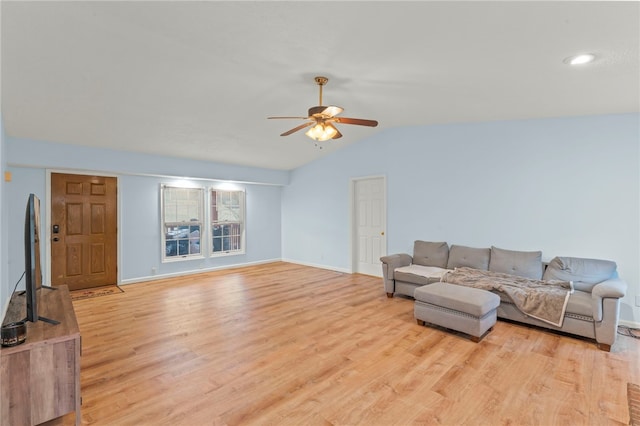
[3,138,283,309]
[7,138,289,186]
[0,115,8,318]
[118,174,282,282]
[282,114,640,323]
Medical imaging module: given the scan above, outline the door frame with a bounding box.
[349,175,387,276]
[45,170,121,287]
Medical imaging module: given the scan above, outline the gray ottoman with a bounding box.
[414,282,500,342]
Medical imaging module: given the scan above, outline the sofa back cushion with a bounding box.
[447,245,491,270]
[413,240,449,268]
[543,256,617,292]
[488,246,543,279]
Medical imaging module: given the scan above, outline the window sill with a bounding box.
[210,250,245,258]
[162,254,205,263]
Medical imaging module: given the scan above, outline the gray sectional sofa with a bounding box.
[380,241,627,351]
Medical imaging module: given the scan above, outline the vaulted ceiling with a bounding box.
[2,1,638,170]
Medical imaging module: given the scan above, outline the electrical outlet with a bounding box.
[636,295,640,307]
[151,267,157,275]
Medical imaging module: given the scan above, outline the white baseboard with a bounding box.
[280,258,351,274]
[120,258,352,286]
[120,258,382,286]
[119,258,282,286]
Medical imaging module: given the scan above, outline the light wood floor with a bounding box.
[48,262,639,425]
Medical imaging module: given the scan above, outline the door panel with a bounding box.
[51,173,117,290]
[353,177,386,277]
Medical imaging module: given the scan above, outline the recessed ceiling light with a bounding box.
[564,53,596,65]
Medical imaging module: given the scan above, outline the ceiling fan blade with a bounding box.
[331,126,343,139]
[280,121,314,136]
[334,117,378,127]
[322,106,343,117]
[268,116,309,120]
[308,105,344,118]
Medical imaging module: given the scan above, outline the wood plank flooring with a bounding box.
[46,262,639,425]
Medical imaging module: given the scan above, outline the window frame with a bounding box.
[210,188,246,257]
[161,185,205,262]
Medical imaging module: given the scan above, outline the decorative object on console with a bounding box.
[1,321,27,347]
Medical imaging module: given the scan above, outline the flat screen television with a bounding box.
[24,193,58,324]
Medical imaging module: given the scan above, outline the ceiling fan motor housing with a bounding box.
[308,106,328,117]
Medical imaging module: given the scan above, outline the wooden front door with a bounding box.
[51,173,117,290]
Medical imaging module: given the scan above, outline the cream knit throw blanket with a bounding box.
[441,267,573,327]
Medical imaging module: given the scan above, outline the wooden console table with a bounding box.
[1,285,81,425]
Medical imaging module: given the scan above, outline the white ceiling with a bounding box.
[2,1,639,171]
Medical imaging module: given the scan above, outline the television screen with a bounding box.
[24,194,58,324]
[24,194,42,322]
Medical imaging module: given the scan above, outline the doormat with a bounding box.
[70,285,124,301]
[630,382,640,426]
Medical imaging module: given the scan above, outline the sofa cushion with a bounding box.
[498,289,593,318]
[414,282,500,317]
[394,265,447,285]
[447,245,491,270]
[543,256,617,292]
[413,240,449,268]
[488,246,543,280]
[564,290,594,318]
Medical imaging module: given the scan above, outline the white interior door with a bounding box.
[353,176,386,276]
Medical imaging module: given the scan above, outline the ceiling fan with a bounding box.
[268,76,378,145]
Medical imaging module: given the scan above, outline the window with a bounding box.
[211,189,245,255]
[160,185,245,261]
[162,186,204,260]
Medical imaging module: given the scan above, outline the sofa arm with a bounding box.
[591,278,627,322]
[592,278,627,299]
[380,253,412,269]
[380,253,412,296]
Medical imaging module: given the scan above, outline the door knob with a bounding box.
[381,231,385,236]
[52,237,59,242]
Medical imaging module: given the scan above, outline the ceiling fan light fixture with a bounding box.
[305,123,337,141]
